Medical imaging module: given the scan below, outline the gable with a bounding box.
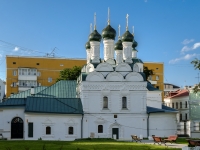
[115,63,132,72]
[125,72,144,81]
[95,62,114,72]
[106,72,124,81]
[86,71,105,81]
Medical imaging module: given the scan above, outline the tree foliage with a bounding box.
[143,66,154,81]
[191,58,200,93]
[56,66,82,82]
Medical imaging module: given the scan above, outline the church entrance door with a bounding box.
[11,117,23,139]
[112,128,119,139]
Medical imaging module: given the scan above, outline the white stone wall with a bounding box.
[24,113,82,141]
[0,107,25,140]
[149,113,177,137]
[147,91,162,109]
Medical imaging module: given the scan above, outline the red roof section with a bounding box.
[166,89,189,98]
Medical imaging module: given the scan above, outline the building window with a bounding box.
[156,75,159,80]
[103,96,108,109]
[185,101,188,108]
[156,86,159,89]
[172,103,174,108]
[46,126,51,135]
[114,115,117,118]
[48,77,52,82]
[176,102,178,109]
[180,102,182,109]
[37,72,41,76]
[12,82,17,87]
[36,63,40,65]
[180,114,182,121]
[68,127,73,135]
[98,125,103,133]
[13,70,17,76]
[185,113,187,120]
[13,62,16,64]
[122,97,127,109]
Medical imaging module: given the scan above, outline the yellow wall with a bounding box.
[144,62,164,100]
[6,56,86,97]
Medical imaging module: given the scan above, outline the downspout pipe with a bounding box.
[81,113,84,138]
[147,113,150,137]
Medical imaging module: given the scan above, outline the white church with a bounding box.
[0,14,178,141]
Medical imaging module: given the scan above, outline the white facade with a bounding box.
[0,79,5,102]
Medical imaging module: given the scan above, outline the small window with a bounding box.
[114,115,117,118]
[185,113,187,120]
[46,126,51,135]
[68,127,73,135]
[156,68,158,70]
[36,63,40,65]
[180,102,182,108]
[172,103,174,108]
[103,96,108,109]
[13,62,16,64]
[176,102,178,109]
[156,86,159,89]
[180,114,182,121]
[13,70,17,76]
[185,101,188,108]
[98,125,103,133]
[156,75,159,80]
[48,77,52,82]
[122,97,127,109]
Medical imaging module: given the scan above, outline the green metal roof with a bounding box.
[147,82,160,91]
[0,98,26,107]
[132,58,143,64]
[8,86,47,98]
[25,97,83,114]
[35,80,77,98]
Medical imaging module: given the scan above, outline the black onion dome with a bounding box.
[132,39,138,50]
[102,25,116,40]
[121,31,133,42]
[114,40,123,50]
[85,41,90,49]
[89,30,102,42]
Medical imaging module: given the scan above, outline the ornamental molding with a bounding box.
[96,62,114,72]
[115,62,132,72]
[106,72,124,81]
[125,72,144,81]
[81,82,147,91]
[86,71,105,81]
[86,63,95,73]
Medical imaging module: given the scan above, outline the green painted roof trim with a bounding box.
[0,98,26,107]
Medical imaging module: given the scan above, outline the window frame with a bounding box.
[103,96,108,109]
[98,125,103,133]
[122,97,127,109]
[68,126,74,135]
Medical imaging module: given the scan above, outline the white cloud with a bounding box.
[13,47,19,51]
[181,42,200,54]
[182,39,194,45]
[193,43,200,49]
[169,53,198,64]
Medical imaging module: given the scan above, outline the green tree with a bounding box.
[191,58,200,93]
[56,66,82,82]
[143,66,154,81]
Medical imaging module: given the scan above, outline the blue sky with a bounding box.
[0,0,200,87]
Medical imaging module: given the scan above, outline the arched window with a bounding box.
[122,97,127,109]
[46,126,51,135]
[98,125,103,133]
[103,96,108,109]
[185,101,188,108]
[180,102,182,108]
[68,126,73,135]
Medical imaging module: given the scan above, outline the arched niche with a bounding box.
[125,72,144,81]
[86,71,105,81]
[96,62,114,72]
[86,63,95,73]
[106,72,124,81]
[133,64,139,72]
[115,62,132,72]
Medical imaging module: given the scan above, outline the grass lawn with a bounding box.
[0,138,185,150]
